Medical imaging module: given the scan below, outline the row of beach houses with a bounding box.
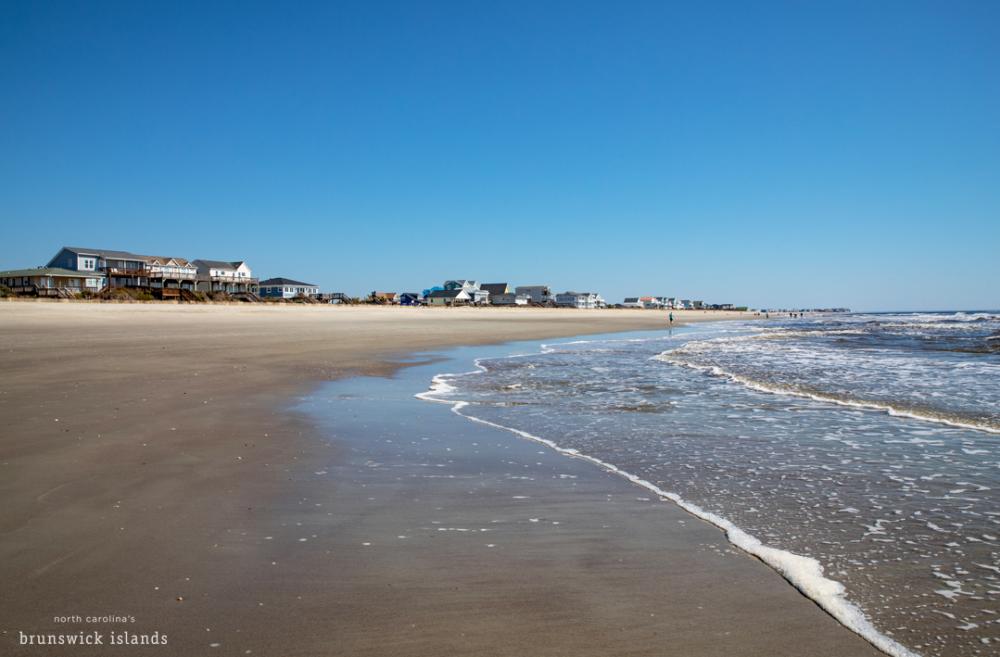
[419,281,605,308]
[0,246,318,300]
[364,284,740,309]
[0,246,741,310]
[622,296,737,310]
[0,247,608,307]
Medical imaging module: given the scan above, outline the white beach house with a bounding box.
[555,291,604,309]
[145,257,200,290]
[193,259,258,294]
[444,280,489,305]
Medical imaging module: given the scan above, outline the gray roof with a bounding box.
[427,289,464,298]
[63,246,144,260]
[259,277,317,287]
[0,267,106,278]
[480,283,508,295]
[194,259,244,270]
[61,247,191,264]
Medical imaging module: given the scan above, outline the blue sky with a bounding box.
[1,1,997,310]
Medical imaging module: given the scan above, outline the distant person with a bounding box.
[669,311,674,325]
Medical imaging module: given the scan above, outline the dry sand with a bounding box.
[0,302,878,656]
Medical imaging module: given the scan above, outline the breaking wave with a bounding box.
[655,352,1000,435]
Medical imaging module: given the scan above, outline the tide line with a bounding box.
[415,348,922,657]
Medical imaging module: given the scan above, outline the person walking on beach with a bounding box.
[669,311,674,325]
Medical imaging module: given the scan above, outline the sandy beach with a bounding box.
[0,302,878,656]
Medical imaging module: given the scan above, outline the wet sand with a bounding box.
[0,303,878,656]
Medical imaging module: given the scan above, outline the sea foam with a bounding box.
[416,350,923,657]
[654,352,1000,435]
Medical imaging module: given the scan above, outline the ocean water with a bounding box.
[418,312,1000,657]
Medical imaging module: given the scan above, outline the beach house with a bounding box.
[554,291,604,309]
[639,296,663,309]
[193,260,258,294]
[258,277,319,299]
[444,280,478,293]
[48,246,139,276]
[480,283,527,306]
[145,257,200,292]
[398,292,421,306]
[496,293,530,305]
[444,280,489,305]
[623,297,643,308]
[0,267,106,297]
[480,283,508,302]
[46,246,198,294]
[426,289,471,306]
[514,285,552,305]
[370,291,398,304]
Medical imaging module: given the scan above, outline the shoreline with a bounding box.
[0,304,876,656]
[417,333,907,657]
[290,330,882,657]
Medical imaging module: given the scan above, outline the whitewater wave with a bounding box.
[655,352,1000,435]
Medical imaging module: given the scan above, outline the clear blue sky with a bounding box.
[2,1,997,310]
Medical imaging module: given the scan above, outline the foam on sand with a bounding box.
[417,352,923,657]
